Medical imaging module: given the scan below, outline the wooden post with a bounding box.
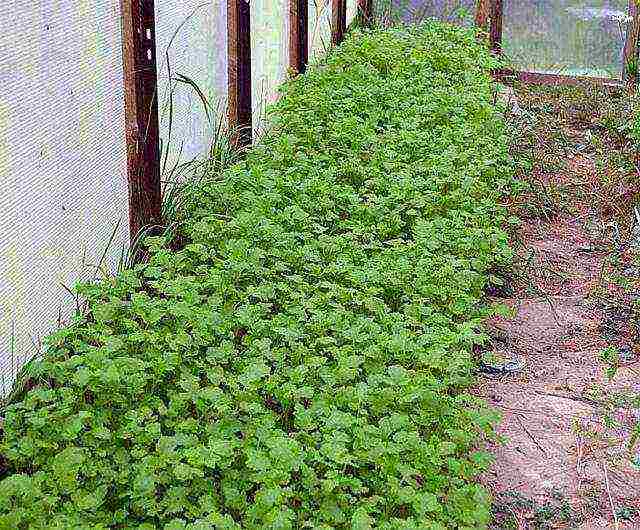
[228,0,252,146]
[475,0,492,34]
[290,0,308,74]
[332,0,346,45]
[624,0,639,89]
[357,0,373,27]
[120,0,162,239]
[490,0,503,54]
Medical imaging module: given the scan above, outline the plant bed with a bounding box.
[0,23,515,529]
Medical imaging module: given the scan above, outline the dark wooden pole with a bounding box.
[228,0,252,146]
[290,0,309,74]
[624,0,639,89]
[490,0,503,54]
[357,0,373,27]
[332,0,347,45]
[120,0,162,239]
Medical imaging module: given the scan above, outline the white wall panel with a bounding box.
[347,0,357,26]
[0,1,130,392]
[310,0,332,61]
[252,0,288,132]
[154,0,228,173]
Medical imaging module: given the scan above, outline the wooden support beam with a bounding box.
[357,0,373,27]
[475,0,492,34]
[228,0,252,146]
[475,0,501,53]
[332,0,347,45]
[289,0,308,74]
[624,0,639,88]
[120,0,162,240]
[490,0,503,54]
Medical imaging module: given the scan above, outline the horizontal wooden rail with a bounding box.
[497,70,624,88]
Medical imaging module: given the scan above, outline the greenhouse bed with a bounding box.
[0,23,515,529]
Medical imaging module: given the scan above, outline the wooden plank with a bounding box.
[357,0,373,27]
[120,0,163,240]
[490,0,503,54]
[289,0,309,74]
[228,0,252,146]
[624,0,640,88]
[497,69,624,88]
[332,0,346,45]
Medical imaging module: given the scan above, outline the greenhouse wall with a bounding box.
[252,0,288,132]
[503,0,629,78]
[383,0,476,25]
[310,0,333,61]
[0,0,329,394]
[383,0,632,79]
[0,2,130,393]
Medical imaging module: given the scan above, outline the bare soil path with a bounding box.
[481,83,640,529]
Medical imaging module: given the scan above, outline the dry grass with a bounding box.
[484,81,640,530]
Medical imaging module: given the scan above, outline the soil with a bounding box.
[480,83,640,529]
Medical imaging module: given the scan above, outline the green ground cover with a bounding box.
[0,23,515,529]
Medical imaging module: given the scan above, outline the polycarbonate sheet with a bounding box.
[154,1,228,173]
[310,0,332,60]
[503,0,629,78]
[379,0,476,26]
[347,0,358,26]
[0,1,129,392]
[252,0,288,132]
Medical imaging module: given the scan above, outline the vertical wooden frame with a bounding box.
[490,0,503,54]
[332,0,346,45]
[228,0,252,146]
[626,1,640,171]
[475,0,492,34]
[475,0,502,54]
[290,0,309,74]
[120,0,162,239]
[357,0,373,27]
[624,0,640,88]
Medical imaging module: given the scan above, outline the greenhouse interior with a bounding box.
[0,0,639,527]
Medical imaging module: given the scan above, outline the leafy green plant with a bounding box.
[0,23,515,529]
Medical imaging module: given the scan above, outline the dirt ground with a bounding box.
[479,83,640,529]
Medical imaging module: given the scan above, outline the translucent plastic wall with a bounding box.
[0,2,130,392]
[154,1,228,175]
[503,0,629,78]
[347,0,358,25]
[310,0,333,60]
[376,0,476,26]
[376,0,630,79]
[252,0,289,132]
[0,0,329,394]
[154,0,289,147]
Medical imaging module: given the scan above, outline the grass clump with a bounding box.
[0,23,514,529]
